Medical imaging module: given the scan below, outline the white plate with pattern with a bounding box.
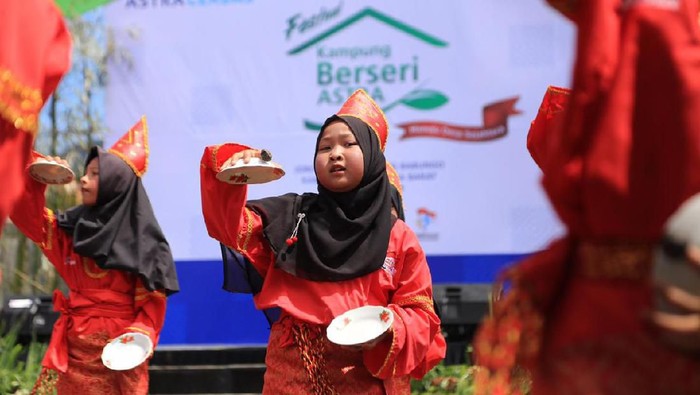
[101,332,153,371]
[326,305,393,346]
[216,157,285,185]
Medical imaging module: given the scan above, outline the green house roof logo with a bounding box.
[288,7,448,56]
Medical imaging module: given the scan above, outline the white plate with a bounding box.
[326,305,394,346]
[28,160,75,185]
[101,332,153,371]
[216,157,285,185]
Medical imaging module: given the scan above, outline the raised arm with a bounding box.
[9,169,72,271]
[200,143,273,277]
[200,143,253,248]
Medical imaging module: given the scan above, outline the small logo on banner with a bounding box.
[416,207,439,241]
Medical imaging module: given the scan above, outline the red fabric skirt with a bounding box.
[263,314,410,395]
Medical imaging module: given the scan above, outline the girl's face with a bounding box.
[315,120,364,192]
[80,157,100,206]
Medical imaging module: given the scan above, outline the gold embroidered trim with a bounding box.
[42,208,56,251]
[135,290,166,301]
[337,89,390,151]
[540,85,571,116]
[210,144,223,171]
[31,367,59,395]
[124,326,151,336]
[576,241,653,280]
[341,114,386,151]
[107,116,150,177]
[292,321,338,395]
[237,207,254,252]
[387,178,403,200]
[0,68,42,135]
[395,295,435,315]
[545,85,570,96]
[134,293,148,301]
[82,258,108,279]
[374,313,401,377]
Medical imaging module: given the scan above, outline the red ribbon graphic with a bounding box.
[397,97,521,142]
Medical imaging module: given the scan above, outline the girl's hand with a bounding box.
[221,149,261,169]
[650,245,700,354]
[33,154,69,168]
[47,156,70,168]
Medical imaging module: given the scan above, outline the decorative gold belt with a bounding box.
[575,240,654,281]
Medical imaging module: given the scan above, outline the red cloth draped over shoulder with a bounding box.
[0,0,71,230]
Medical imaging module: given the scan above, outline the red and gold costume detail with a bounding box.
[201,143,445,394]
[475,1,700,394]
[0,0,71,231]
[108,116,149,177]
[337,89,389,151]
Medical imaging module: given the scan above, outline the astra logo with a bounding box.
[125,0,251,8]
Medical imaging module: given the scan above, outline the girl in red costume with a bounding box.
[476,0,700,393]
[11,117,179,395]
[201,89,445,394]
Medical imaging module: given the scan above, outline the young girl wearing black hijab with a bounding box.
[201,90,445,394]
[11,117,179,395]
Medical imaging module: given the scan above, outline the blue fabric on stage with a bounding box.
[220,243,281,326]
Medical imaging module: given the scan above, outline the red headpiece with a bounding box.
[337,89,389,151]
[527,86,570,171]
[108,116,149,177]
[386,161,403,197]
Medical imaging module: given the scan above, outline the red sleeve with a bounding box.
[363,223,446,379]
[9,173,72,273]
[122,279,167,349]
[199,143,274,277]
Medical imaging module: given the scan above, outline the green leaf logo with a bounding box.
[399,89,449,110]
[303,88,450,131]
[304,119,324,131]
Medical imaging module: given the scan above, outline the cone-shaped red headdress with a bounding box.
[108,115,149,177]
[527,86,570,171]
[337,89,388,151]
[386,161,403,198]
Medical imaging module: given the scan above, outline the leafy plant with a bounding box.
[0,324,48,395]
[411,363,478,395]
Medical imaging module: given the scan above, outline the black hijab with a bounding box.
[57,147,179,295]
[247,115,393,282]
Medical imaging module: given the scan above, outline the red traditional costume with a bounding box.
[0,0,71,233]
[475,1,700,394]
[11,118,178,395]
[202,90,445,394]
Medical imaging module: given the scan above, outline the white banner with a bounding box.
[105,0,572,260]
